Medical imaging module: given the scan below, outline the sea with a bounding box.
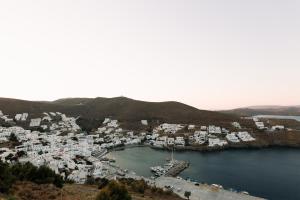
[110,147,300,200]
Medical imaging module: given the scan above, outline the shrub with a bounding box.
[97,178,109,189]
[0,161,15,193]
[150,186,159,193]
[0,161,64,193]
[85,176,96,185]
[9,133,18,143]
[131,179,147,194]
[96,180,131,200]
[184,191,191,199]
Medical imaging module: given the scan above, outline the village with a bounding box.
[0,109,288,186]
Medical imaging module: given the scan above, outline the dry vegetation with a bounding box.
[265,119,300,130]
[2,180,184,200]
[253,131,300,147]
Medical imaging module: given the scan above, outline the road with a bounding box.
[155,177,265,200]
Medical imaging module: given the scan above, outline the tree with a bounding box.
[0,161,64,193]
[184,191,191,200]
[96,180,131,200]
[9,133,18,143]
[97,178,109,189]
[0,161,15,193]
[131,179,147,194]
[85,176,96,185]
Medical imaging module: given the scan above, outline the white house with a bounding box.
[271,125,285,131]
[226,133,240,143]
[141,120,148,126]
[167,137,175,145]
[208,138,228,147]
[15,114,22,121]
[255,122,265,130]
[175,137,185,146]
[21,113,28,121]
[237,132,255,142]
[232,122,241,129]
[29,118,42,127]
[188,125,195,130]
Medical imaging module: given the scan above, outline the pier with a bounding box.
[150,147,189,177]
[165,160,189,177]
[150,159,189,177]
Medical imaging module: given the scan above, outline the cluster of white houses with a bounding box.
[153,123,185,134]
[253,117,285,131]
[0,109,289,183]
[149,123,255,148]
[0,111,111,183]
[0,112,151,183]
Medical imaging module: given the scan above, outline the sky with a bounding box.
[0,0,300,110]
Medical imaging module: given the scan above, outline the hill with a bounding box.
[0,97,238,129]
[1,181,184,200]
[222,105,300,116]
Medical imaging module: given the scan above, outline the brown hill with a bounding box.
[3,181,184,200]
[0,97,238,129]
[222,106,300,116]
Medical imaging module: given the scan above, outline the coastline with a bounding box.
[107,140,300,156]
[103,128,300,154]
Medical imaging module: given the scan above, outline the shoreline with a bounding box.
[109,141,300,154]
[106,130,300,154]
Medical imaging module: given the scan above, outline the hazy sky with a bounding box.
[0,0,299,110]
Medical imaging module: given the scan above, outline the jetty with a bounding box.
[150,147,189,177]
[165,160,189,177]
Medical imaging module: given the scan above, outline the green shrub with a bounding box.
[184,191,191,199]
[0,161,15,193]
[0,161,64,193]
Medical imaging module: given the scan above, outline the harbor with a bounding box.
[109,146,300,200]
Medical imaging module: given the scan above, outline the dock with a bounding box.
[165,160,189,177]
[150,147,189,177]
[150,159,189,177]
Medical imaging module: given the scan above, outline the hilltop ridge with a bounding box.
[222,105,300,116]
[0,97,238,127]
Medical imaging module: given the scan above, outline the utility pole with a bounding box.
[171,146,174,162]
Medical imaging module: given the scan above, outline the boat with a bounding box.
[212,184,223,189]
[150,166,166,176]
[241,191,249,195]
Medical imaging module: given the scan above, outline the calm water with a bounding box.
[255,115,300,122]
[110,147,300,200]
